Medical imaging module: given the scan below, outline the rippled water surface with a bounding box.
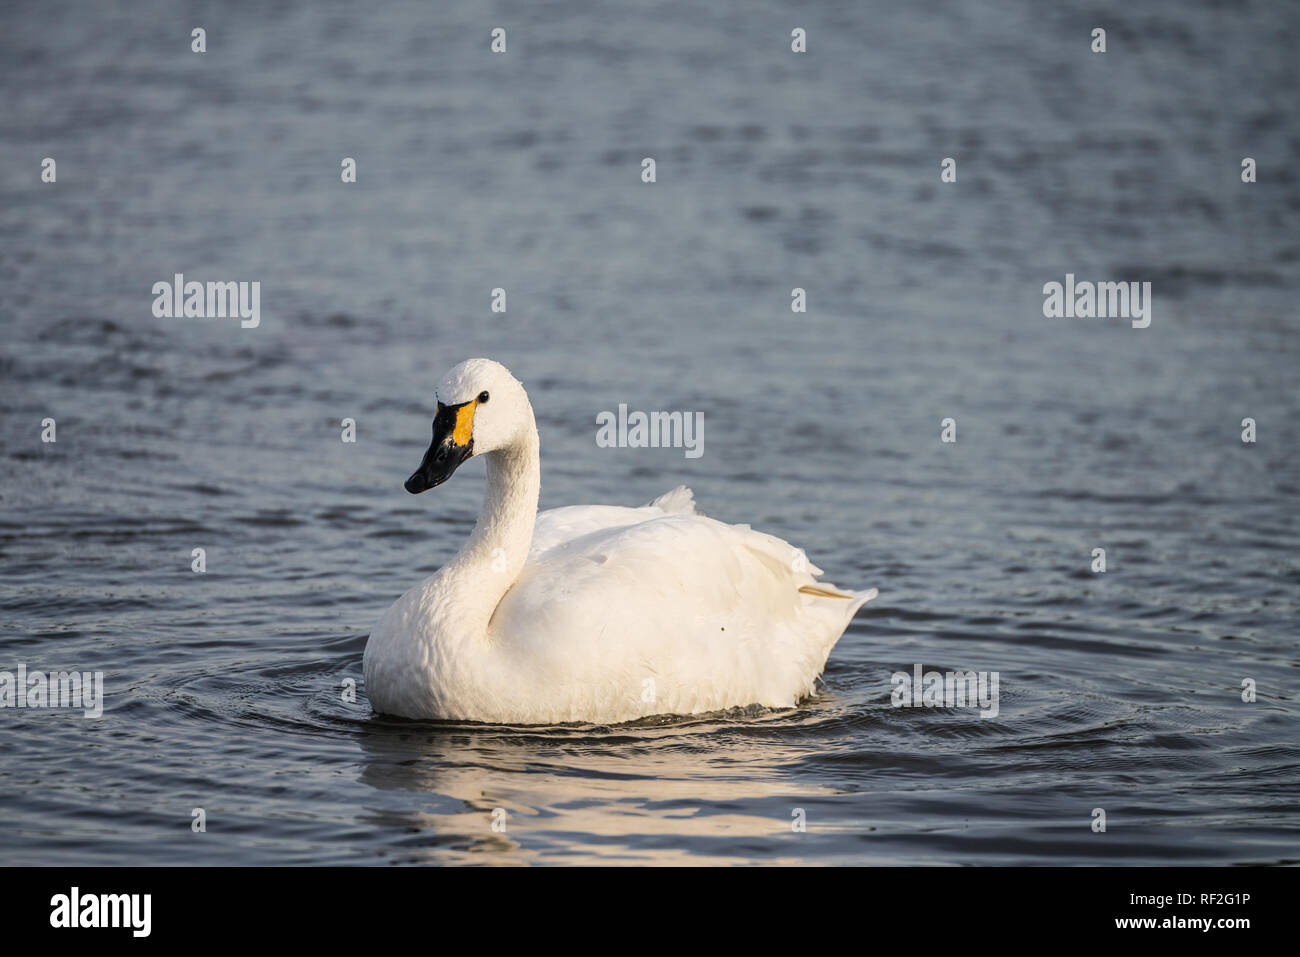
[1,0,1298,864]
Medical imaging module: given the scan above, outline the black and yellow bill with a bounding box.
[404,400,477,493]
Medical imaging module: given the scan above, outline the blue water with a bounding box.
[0,0,1297,864]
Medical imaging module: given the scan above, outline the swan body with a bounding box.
[363,359,877,724]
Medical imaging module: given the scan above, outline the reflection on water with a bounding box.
[355,714,848,865]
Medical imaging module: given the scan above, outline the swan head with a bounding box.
[404,358,531,494]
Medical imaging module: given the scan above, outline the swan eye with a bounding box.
[477,391,490,404]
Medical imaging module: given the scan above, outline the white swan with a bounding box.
[363,358,877,724]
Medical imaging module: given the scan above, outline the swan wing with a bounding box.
[491,504,875,721]
[528,484,698,558]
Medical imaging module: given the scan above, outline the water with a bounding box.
[1,0,1297,865]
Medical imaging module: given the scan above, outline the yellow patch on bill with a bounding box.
[452,402,476,445]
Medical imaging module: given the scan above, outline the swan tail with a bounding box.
[847,586,879,613]
[646,485,698,515]
[799,583,877,602]
[799,583,878,629]
[798,583,852,599]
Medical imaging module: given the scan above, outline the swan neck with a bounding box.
[446,429,540,631]
[473,438,540,561]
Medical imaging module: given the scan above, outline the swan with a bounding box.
[363,358,877,724]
